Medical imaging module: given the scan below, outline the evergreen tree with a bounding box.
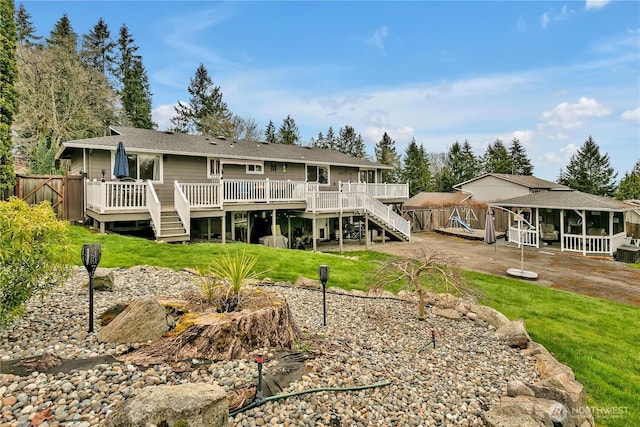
[277,115,300,145]
[15,2,40,46]
[375,132,400,182]
[171,63,232,136]
[229,114,261,141]
[337,125,366,158]
[81,18,115,77]
[0,0,18,197]
[459,140,479,180]
[615,160,640,200]
[325,126,337,150]
[401,138,431,196]
[558,136,617,196]
[116,25,154,129]
[311,131,326,149]
[45,13,77,53]
[509,138,534,175]
[264,120,277,143]
[482,138,512,174]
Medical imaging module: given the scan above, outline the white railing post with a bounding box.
[265,178,270,203]
[174,181,191,236]
[99,181,106,213]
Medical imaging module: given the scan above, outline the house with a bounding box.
[55,126,410,249]
[453,173,571,203]
[491,190,633,257]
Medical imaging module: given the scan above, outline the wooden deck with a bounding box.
[435,227,506,241]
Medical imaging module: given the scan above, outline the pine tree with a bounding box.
[0,0,18,197]
[264,120,277,143]
[509,138,534,175]
[558,136,617,196]
[15,3,40,46]
[482,138,512,174]
[325,126,337,150]
[116,25,154,129]
[615,160,640,200]
[46,13,77,53]
[277,115,300,145]
[460,140,479,181]
[401,139,431,196]
[311,131,326,149]
[171,63,232,136]
[375,132,400,182]
[337,125,366,158]
[81,18,115,77]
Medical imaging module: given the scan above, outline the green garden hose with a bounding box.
[228,380,392,417]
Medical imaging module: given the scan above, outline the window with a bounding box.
[117,153,161,181]
[246,163,264,174]
[360,169,376,183]
[208,158,221,177]
[307,165,329,185]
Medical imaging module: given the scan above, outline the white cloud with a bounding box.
[541,97,610,130]
[621,107,640,123]
[509,130,534,146]
[367,26,389,51]
[543,143,578,164]
[152,104,178,131]
[585,0,611,11]
[541,12,550,29]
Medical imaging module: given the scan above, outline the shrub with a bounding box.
[0,197,73,327]
[195,250,266,312]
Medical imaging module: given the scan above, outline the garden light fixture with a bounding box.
[318,265,329,326]
[81,244,102,332]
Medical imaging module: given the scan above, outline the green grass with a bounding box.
[466,271,640,427]
[68,226,639,426]
[68,226,391,292]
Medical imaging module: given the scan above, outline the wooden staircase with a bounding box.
[155,210,189,243]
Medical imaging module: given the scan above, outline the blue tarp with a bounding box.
[113,141,129,179]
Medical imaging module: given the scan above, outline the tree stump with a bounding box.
[119,290,300,365]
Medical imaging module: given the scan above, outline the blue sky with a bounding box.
[25,0,640,181]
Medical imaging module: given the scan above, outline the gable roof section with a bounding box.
[492,190,631,212]
[453,173,570,190]
[56,126,391,169]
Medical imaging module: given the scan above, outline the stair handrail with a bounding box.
[146,181,161,237]
[362,193,411,240]
[174,181,191,236]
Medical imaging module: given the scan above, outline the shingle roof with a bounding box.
[454,173,570,190]
[57,126,391,169]
[492,190,631,211]
[404,192,469,209]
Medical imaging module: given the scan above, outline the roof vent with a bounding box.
[210,141,217,145]
[261,141,269,145]
[218,135,226,140]
[163,131,174,135]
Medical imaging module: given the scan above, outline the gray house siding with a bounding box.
[461,176,529,202]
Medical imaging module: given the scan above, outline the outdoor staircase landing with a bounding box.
[156,210,189,243]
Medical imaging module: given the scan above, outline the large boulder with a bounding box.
[432,307,463,320]
[483,396,568,427]
[496,320,531,349]
[524,342,575,379]
[85,268,115,291]
[105,383,228,427]
[529,372,594,427]
[98,296,174,344]
[471,304,510,329]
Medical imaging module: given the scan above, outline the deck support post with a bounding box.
[338,213,343,253]
[312,215,318,252]
[221,214,226,244]
[365,213,370,249]
[271,209,277,248]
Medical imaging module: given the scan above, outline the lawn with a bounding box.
[68,226,638,426]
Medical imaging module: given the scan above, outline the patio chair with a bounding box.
[539,223,559,242]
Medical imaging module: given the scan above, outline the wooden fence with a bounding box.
[13,175,84,221]
[403,207,510,233]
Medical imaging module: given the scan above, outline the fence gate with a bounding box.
[15,175,84,221]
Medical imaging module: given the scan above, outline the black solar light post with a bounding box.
[81,244,102,333]
[318,265,329,326]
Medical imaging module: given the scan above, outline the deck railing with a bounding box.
[146,182,161,236]
[223,179,307,204]
[86,180,147,213]
[508,226,539,247]
[174,181,191,236]
[562,233,627,255]
[179,180,221,208]
[343,182,409,199]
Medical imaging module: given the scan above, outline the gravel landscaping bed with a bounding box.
[0,266,539,426]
